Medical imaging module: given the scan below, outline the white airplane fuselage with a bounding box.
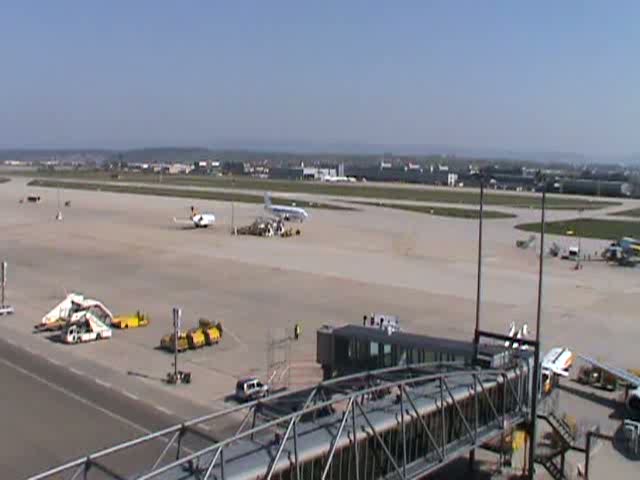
[264,193,308,222]
[191,213,216,228]
[322,176,355,183]
[173,212,216,228]
[542,347,574,377]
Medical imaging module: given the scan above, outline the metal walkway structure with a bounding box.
[30,359,533,480]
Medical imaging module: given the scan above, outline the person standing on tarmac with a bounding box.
[294,323,301,341]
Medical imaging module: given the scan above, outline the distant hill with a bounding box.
[206,139,592,164]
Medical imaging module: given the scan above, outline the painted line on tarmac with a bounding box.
[5,339,17,346]
[0,356,152,435]
[0,357,197,456]
[121,390,140,401]
[94,378,112,388]
[154,405,174,415]
[69,367,86,377]
[222,326,247,351]
[47,357,62,366]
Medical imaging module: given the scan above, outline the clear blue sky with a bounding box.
[1,1,639,155]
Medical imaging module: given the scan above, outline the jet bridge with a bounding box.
[30,358,533,480]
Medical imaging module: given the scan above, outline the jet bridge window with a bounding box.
[347,338,369,369]
[383,343,393,367]
[397,346,408,366]
[370,341,379,357]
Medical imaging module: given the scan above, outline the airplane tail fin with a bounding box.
[550,366,570,377]
[264,192,272,208]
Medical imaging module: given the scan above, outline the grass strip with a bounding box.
[515,218,640,240]
[608,208,640,218]
[351,201,516,219]
[15,170,619,210]
[26,179,355,211]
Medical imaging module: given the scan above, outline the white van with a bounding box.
[235,377,269,402]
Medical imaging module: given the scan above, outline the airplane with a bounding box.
[504,322,574,392]
[264,193,309,222]
[322,175,356,183]
[603,238,640,267]
[542,347,574,377]
[538,347,574,394]
[505,322,574,373]
[505,321,530,350]
[579,354,640,416]
[173,206,216,228]
[620,237,640,254]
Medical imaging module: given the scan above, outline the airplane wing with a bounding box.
[579,354,640,387]
[172,217,193,225]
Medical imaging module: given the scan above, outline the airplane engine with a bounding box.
[627,386,640,415]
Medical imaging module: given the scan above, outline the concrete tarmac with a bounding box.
[1,176,639,478]
[0,338,202,478]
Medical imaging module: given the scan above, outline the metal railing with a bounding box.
[29,360,532,480]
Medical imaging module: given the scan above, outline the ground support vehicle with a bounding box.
[235,377,269,402]
[112,311,150,329]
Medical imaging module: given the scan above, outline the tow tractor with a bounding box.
[112,311,150,329]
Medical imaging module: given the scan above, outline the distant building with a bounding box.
[2,160,29,166]
[270,166,337,181]
[269,166,304,180]
[168,163,192,175]
[222,162,248,176]
[192,160,221,175]
[128,162,150,172]
[309,167,337,180]
[556,179,632,197]
[344,165,451,184]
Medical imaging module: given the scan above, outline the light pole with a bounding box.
[473,174,485,351]
[527,177,547,479]
[0,262,5,309]
[231,178,236,235]
[470,172,485,472]
[0,261,14,315]
[577,208,584,268]
[55,187,63,221]
[172,307,181,383]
